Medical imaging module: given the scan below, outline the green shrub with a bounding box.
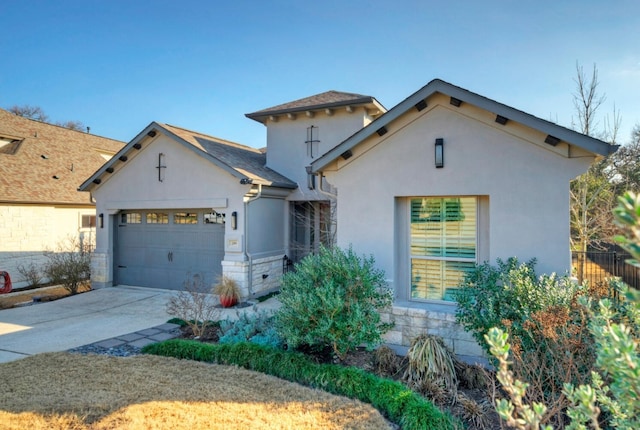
[143,339,459,430]
[455,257,579,355]
[275,245,394,360]
[218,308,284,348]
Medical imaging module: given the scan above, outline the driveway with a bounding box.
[0,286,176,363]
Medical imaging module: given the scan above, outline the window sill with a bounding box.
[392,299,457,314]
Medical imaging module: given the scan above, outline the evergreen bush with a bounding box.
[274,245,394,360]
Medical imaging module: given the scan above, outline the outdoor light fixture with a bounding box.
[99,213,104,229]
[435,138,444,168]
[231,211,237,230]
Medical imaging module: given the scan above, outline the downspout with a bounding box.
[244,183,262,296]
[315,172,336,198]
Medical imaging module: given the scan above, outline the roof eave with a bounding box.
[245,97,384,124]
[311,79,615,173]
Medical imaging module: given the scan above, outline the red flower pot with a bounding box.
[219,295,238,308]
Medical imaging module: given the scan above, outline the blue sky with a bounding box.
[1,1,638,147]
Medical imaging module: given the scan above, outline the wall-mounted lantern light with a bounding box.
[99,213,104,228]
[435,138,444,168]
[231,211,237,230]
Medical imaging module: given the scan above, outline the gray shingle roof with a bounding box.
[246,90,385,123]
[0,108,124,204]
[160,124,296,188]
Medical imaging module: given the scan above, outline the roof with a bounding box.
[245,90,386,124]
[0,108,124,205]
[311,79,617,173]
[79,123,297,191]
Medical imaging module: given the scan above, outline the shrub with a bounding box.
[143,339,460,430]
[274,245,394,360]
[218,308,284,348]
[165,273,220,338]
[17,262,43,287]
[455,257,579,355]
[402,334,458,403]
[483,191,640,429]
[43,236,90,294]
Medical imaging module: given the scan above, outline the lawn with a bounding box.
[0,352,393,430]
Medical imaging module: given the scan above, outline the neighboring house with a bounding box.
[0,108,124,288]
[80,79,614,358]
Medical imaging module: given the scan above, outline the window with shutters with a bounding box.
[410,197,477,301]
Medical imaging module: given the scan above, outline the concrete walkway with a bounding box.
[0,285,280,363]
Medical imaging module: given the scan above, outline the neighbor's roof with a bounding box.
[245,90,386,123]
[0,108,124,205]
[311,79,617,173]
[79,122,297,191]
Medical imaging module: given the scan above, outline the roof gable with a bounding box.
[246,90,386,123]
[79,123,296,192]
[0,108,124,205]
[311,79,616,173]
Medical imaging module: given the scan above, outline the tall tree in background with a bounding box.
[609,124,640,194]
[8,104,49,122]
[8,104,86,132]
[569,63,618,284]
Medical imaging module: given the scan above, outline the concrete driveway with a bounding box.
[0,286,176,363]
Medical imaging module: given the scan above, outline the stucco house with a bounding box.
[0,108,124,288]
[80,79,613,357]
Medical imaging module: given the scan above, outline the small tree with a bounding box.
[275,245,393,360]
[166,273,220,338]
[43,236,91,294]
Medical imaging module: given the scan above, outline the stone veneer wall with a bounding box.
[0,205,96,289]
[222,254,285,299]
[90,252,110,289]
[379,304,486,361]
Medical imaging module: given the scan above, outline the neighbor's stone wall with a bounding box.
[380,303,485,360]
[0,204,96,289]
[222,254,285,299]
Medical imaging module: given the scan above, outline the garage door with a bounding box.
[115,210,225,290]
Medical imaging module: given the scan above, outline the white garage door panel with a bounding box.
[115,210,225,290]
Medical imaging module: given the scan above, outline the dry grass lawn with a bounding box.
[0,352,393,430]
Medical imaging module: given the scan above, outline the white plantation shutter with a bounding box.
[410,197,477,301]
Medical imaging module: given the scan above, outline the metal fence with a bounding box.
[572,248,640,290]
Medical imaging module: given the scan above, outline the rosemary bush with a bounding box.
[275,245,394,360]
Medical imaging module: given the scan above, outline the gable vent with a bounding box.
[544,135,561,146]
[450,97,462,107]
[415,100,427,111]
[376,126,388,136]
[495,115,509,125]
[341,150,353,160]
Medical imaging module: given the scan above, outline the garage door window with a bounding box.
[174,212,198,224]
[121,213,141,224]
[147,213,168,224]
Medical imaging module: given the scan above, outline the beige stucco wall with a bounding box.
[321,97,594,356]
[90,133,254,289]
[0,204,96,288]
[265,107,374,201]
